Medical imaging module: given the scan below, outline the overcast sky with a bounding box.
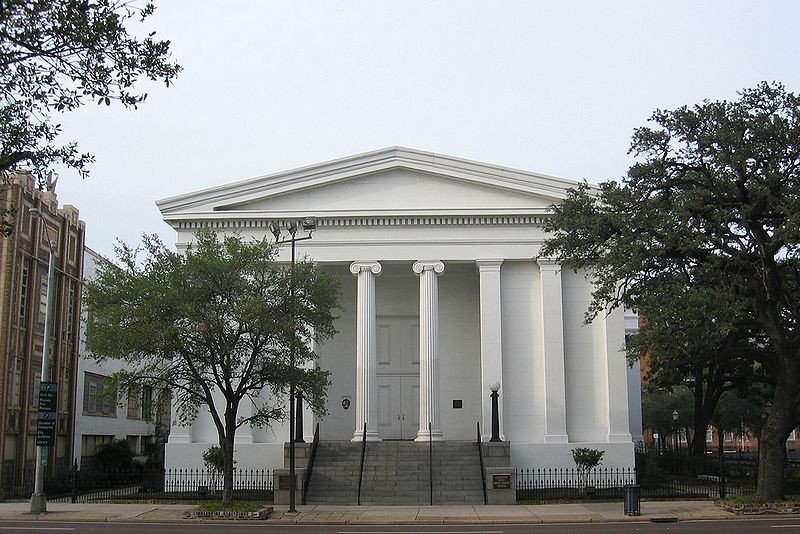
[53,1,800,258]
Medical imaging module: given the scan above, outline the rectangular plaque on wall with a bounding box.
[492,473,511,490]
[278,475,292,491]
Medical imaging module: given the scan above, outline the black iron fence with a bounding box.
[0,467,273,503]
[516,467,763,503]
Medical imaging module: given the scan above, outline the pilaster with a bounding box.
[536,259,569,443]
[477,259,505,441]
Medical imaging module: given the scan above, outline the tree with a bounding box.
[0,0,180,234]
[571,447,605,494]
[641,388,692,453]
[85,230,340,504]
[628,278,770,456]
[710,390,761,457]
[542,82,800,500]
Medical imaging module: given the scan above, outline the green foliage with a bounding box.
[202,446,225,474]
[85,229,340,503]
[572,447,605,492]
[572,447,605,471]
[542,81,800,499]
[92,439,137,472]
[0,0,181,226]
[642,387,692,449]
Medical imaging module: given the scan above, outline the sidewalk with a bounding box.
[0,500,750,524]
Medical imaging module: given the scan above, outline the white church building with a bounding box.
[157,147,639,471]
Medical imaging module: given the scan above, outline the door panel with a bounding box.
[401,376,420,439]
[376,375,420,440]
[376,376,401,439]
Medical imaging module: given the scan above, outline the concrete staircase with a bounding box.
[304,441,363,504]
[305,440,485,505]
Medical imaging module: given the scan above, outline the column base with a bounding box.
[414,429,445,442]
[351,429,382,442]
[608,433,633,443]
[544,434,570,443]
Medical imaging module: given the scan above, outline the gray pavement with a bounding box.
[0,499,761,524]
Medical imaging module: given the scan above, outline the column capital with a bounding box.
[412,260,445,275]
[350,261,382,276]
[536,257,561,269]
[476,259,503,272]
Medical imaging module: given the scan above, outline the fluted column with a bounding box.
[477,259,505,441]
[536,258,569,443]
[350,261,383,442]
[302,331,316,442]
[413,260,445,442]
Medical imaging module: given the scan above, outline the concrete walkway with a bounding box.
[0,500,761,524]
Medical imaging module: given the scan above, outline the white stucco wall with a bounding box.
[73,249,156,468]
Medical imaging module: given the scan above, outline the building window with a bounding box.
[9,357,22,407]
[37,273,47,325]
[141,386,153,420]
[83,373,116,416]
[127,387,141,419]
[18,263,29,327]
[30,370,41,408]
[81,434,113,457]
[126,435,140,455]
[65,282,76,342]
[60,367,71,412]
[68,233,77,262]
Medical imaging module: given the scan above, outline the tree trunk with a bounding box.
[756,351,798,501]
[221,412,237,505]
[691,370,706,456]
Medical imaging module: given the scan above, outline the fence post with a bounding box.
[71,460,78,503]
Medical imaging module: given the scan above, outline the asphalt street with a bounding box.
[1,519,800,534]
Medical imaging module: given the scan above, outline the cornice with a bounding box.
[156,147,586,215]
[166,214,550,231]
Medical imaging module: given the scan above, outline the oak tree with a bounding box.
[542,82,800,500]
[0,0,180,234]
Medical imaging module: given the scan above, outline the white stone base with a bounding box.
[510,441,635,469]
[165,442,286,471]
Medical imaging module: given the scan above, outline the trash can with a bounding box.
[624,484,640,516]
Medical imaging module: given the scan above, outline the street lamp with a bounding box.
[268,217,316,514]
[672,410,679,455]
[29,208,57,514]
[489,382,501,442]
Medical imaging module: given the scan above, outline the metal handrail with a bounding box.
[429,421,433,505]
[357,423,367,505]
[477,421,487,504]
[301,423,320,504]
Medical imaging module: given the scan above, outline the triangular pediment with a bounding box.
[157,147,582,221]
[218,168,556,213]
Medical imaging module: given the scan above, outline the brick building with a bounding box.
[0,173,85,491]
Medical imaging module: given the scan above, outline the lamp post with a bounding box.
[672,410,680,475]
[489,382,501,442]
[269,217,316,514]
[672,410,679,454]
[29,208,57,514]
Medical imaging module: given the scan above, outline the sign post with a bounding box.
[36,382,58,448]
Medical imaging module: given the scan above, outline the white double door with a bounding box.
[375,316,420,440]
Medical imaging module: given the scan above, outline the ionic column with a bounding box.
[302,333,316,443]
[413,260,445,442]
[477,259,505,441]
[350,261,383,442]
[536,259,569,443]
